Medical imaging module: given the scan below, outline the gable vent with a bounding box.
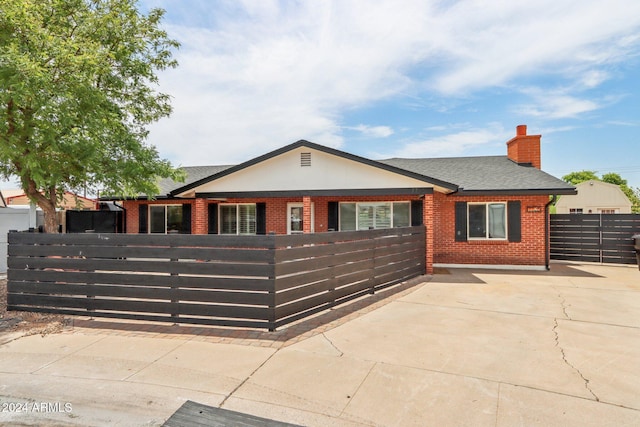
[300,152,311,167]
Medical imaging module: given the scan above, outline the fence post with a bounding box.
[169,235,179,325]
[85,230,95,318]
[369,233,377,295]
[599,213,603,264]
[268,234,277,332]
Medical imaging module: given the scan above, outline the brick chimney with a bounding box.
[506,124,541,169]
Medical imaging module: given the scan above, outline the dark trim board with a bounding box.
[162,400,302,427]
[456,188,577,196]
[197,187,435,199]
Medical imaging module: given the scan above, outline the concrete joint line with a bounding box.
[322,333,344,357]
[219,349,279,408]
[122,339,191,382]
[31,335,110,375]
[494,382,501,427]
[552,319,599,402]
[339,362,376,418]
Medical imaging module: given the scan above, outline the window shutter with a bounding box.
[455,201,467,242]
[208,203,218,234]
[327,202,339,231]
[138,205,148,234]
[508,201,521,242]
[256,203,266,235]
[181,203,192,234]
[411,200,423,226]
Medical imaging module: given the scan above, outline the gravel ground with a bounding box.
[0,278,67,337]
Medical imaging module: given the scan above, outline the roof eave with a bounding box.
[455,188,578,196]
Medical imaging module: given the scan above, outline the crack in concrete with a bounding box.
[322,333,344,357]
[557,291,571,320]
[552,318,599,402]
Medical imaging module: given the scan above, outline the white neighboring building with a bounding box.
[555,180,632,214]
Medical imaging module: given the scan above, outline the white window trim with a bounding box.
[287,202,315,234]
[219,203,257,235]
[467,202,508,240]
[148,204,182,234]
[339,201,411,231]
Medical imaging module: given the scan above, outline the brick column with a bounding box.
[423,193,434,274]
[303,196,312,233]
[193,199,207,234]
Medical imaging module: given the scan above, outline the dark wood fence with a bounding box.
[550,214,640,264]
[66,210,123,233]
[7,226,425,330]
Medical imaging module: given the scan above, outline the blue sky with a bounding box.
[4,0,640,190]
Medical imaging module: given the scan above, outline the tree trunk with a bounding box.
[40,201,59,233]
[24,182,60,233]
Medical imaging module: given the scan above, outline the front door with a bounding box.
[287,203,314,234]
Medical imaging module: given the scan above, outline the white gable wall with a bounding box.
[179,146,437,196]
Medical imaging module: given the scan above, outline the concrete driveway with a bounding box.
[1,262,639,426]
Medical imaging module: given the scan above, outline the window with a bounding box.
[339,202,410,230]
[598,209,617,214]
[220,204,256,235]
[569,208,583,214]
[468,203,506,239]
[149,205,183,234]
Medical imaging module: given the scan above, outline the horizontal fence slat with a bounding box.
[8,294,269,320]
[8,244,273,263]
[4,306,269,329]
[8,269,272,292]
[8,257,272,277]
[9,282,271,306]
[9,232,277,248]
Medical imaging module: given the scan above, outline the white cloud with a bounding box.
[347,125,394,138]
[141,0,640,166]
[378,123,512,158]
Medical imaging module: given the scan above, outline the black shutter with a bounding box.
[256,203,266,235]
[455,201,467,242]
[508,200,521,242]
[181,203,192,234]
[138,205,148,234]
[411,200,423,226]
[327,201,339,231]
[208,203,218,234]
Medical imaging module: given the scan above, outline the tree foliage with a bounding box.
[0,0,184,232]
[561,170,599,185]
[562,170,640,213]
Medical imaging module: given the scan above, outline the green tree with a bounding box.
[561,170,599,185]
[0,0,183,232]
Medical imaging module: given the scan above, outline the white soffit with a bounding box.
[181,146,435,195]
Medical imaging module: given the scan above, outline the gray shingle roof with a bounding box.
[133,143,575,198]
[157,165,233,196]
[378,156,575,193]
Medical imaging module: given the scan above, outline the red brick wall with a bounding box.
[123,199,198,234]
[433,192,549,266]
[125,193,550,268]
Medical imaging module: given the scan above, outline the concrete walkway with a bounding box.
[1,262,639,426]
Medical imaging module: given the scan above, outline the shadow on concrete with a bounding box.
[430,263,603,285]
[66,275,428,346]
